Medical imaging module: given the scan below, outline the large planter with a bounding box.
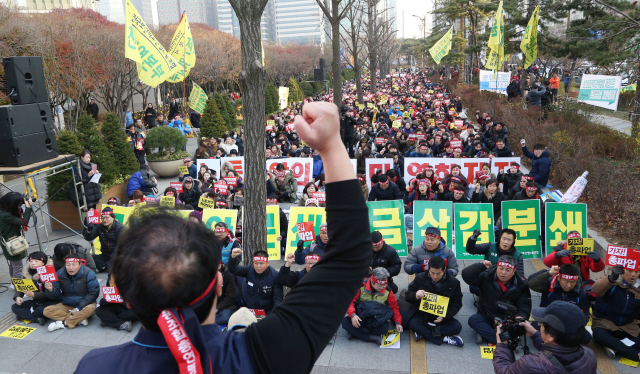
[148,159,183,177]
[49,200,83,231]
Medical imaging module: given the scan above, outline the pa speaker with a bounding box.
[2,56,48,105]
[314,68,325,82]
[0,102,55,138]
[0,130,58,167]
[319,58,326,68]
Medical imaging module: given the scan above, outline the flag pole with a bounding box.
[181,12,187,119]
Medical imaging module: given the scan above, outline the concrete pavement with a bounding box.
[591,114,632,135]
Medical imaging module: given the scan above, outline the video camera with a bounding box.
[494,302,528,353]
[23,194,37,203]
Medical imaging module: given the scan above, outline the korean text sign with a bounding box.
[545,203,587,251]
[367,200,407,256]
[501,200,541,259]
[454,203,494,260]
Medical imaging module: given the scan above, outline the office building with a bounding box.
[157,0,218,28]
[1,0,97,12]
[217,0,276,41]
[275,0,327,44]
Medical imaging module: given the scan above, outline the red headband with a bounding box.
[525,186,537,191]
[567,232,581,239]
[65,257,87,265]
[497,261,515,270]
[560,274,579,281]
[320,226,327,232]
[417,179,430,186]
[523,176,534,181]
[214,227,228,233]
[371,275,388,286]
[266,198,277,203]
[372,239,384,246]
[425,233,440,238]
[216,201,228,207]
[254,256,268,263]
[305,255,320,262]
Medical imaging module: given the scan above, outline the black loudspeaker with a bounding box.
[314,68,325,82]
[0,130,58,167]
[2,56,48,105]
[0,102,55,138]
[319,58,326,68]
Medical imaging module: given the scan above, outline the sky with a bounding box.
[395,0,433,39]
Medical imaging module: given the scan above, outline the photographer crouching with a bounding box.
[493,301,597,374]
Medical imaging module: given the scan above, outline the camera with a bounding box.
[24,194,37,203]
[494,302,528,352]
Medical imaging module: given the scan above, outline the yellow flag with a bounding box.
[167,12,196,83]
[189,82,208,114]
[519,5,539,69]
[429,26,453,65]
[125,0,181,87]
[484,1,503,72]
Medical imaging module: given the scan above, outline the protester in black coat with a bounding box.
[367,175,402,201]
[497,163,523,195]
[369,231,402,294]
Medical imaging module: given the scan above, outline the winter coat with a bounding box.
[466,240,525,276]
[462,262,532,321]
[269,170,297,195]
[52,243,97,273]
[592,275,640,337]
[527,269,590,321]
[219,141,238,155]
[217,267,237,312]
[522,146,551,186]
[275,265,308,288]
[295,236,327,265]
[471,190,507,221]
[178,182,202,208]
[436,191,470,204]
[498,170,523,195]
[493,330,596,374]
[227,256,283,313]
[371,243,402,291]
[312,155,324,179]
[167,119,191,136]
[405,271,463,323]
[13,258,57,301]
[77,161,102,208]
[526,86,546,107]
[0,208,32,261]
[82,220,124,258]
[126,170,157,198]
[50,265,100,309]
[368,181,402,201]
[346,278,402,325]
[542,241,605,285]
[178,163,198,182]
[404,239,459,277]
[493,145,513,157]
[549,76,560,89]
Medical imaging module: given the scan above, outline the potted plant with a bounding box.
[146,126,190,177]
[101,112,140,204]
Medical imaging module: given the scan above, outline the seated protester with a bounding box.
[497,162,523,194]
[471,179,507,221]
[305,198,319,208]
[512,180,541,201]
[386,169,406,196]
[269,163,297,203]
[276,251,320,288]
[82,207,124,273]
[227,248,283,315]
[507,174,533,200]
[521,141,551,187]
[492,138,512,157]
[178,157,198,182]
[178,176,202,209]
[95,277,137,332]
[214,221,241,264]
[404,227,459,277]
[44,254,100,331]
[367,174,402,201]
[406,256,464,347]
[542,231,604,294]
[126,165,157,199]
[298,182,318,207]
[591,265,640,360]
[465,172,487,201]
[52,242,97,273]
[106,197,121,206]
[527,264,591,331]
[493,302,597,374]
[295,222,328,265]
[215,263,237,326]
[437,183,470,203]
[11,251,59,325]
[127,190,144,207]
[466,229,524,276]
[404,179,434,211]
[162,186,185,208]
[188,210,203,224]
[370,231,402,294]
[342,268,403,344]
[462,255,532,344]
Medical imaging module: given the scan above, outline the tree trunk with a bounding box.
[331,2,343,106]
[355,55,363,103]
[367,1,376,94]
[631,59,640,138]
[229,0,269,263]
[564,58,577,100]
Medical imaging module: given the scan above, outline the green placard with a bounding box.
[367,200,407,256]
[545,203,587,252]
[501,200,541,259]
[454,203,494,260]
[413,201,453,251]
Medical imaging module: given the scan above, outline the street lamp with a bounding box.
[412,14,426,39]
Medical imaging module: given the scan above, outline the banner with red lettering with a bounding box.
[87,209,100,225]
[365,158,395,186]
[266,158,313,193]
[170,182,183,193]
[606,245,640,271]
[214,182,228,195]
[403,158,491,185]
[490,157,520,178]
[220,157,245,178]
[196,158,221,179]
[224,177,237,186]
[36,265,58,282]
[102,286,124,303]
[297,221,315,242]
[311,192,326,204]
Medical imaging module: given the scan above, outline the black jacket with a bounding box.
[527,269,590,322]
[228,256,283,313]
[179,183,202,209]
[73,162,102,207]
[406,271,463,323]
[82,220,124,257]
[371,243,402,289]
[462,262,532,321]
[367,181,402,201]
[471,190,507,221]
[275,265,307,288]
[436,191,469,203]
[497,170,522,195]
[217,267,237,312]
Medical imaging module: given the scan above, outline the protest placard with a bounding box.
[36,265,58,283]
[102,286,123,303]
[419,292,450,317]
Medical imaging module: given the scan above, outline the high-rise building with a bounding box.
[377,0,397,33]
[275,0,327,44]
[157,0,218,28]
[97,0,126,24]
[216,0,276,42]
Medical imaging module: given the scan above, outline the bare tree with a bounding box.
[340,0,365,103]
[363,0,397,91]
[315,0,358,106]
[227,0,269,261]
